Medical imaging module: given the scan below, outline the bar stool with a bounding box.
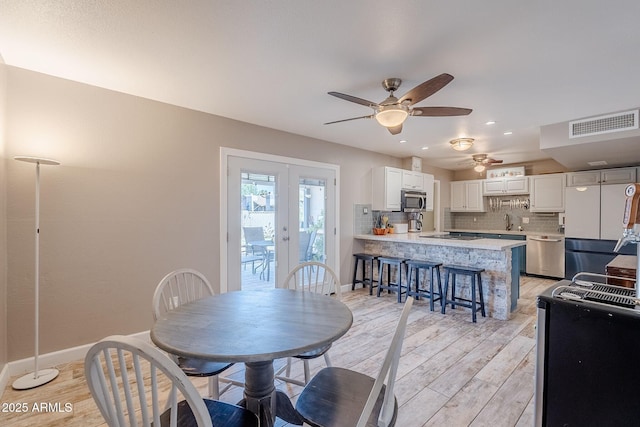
[406,260,443,311]
[377,256,408,303]
[442,265,486,323]
[351,253,379,295]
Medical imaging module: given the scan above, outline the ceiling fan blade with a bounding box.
[398,73,454,105]
[387,124,403,135]
[324,115,374,125]
[328,92,379,108]
[412,106,473,117]
[487,159,504,164]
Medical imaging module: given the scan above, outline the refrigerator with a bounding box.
[564,183,631,279]
[564,183,628,240]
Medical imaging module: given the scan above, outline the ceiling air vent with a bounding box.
[569,109,638,138]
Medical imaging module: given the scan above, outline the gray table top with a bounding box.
[151,288,353,363]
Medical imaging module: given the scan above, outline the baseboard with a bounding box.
[341,283,356,293]
[0,363,9,400]
[0,330,150,399]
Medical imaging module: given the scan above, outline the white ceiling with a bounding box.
[2,0,640,171]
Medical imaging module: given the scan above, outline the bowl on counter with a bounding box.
[393,223,409,234]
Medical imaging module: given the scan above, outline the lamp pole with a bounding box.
[12,156,60,390]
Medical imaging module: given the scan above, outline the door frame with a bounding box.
[220,147,340,293]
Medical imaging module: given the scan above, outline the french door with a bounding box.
[222,149,338,292]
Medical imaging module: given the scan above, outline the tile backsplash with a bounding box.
[445,203,562,234]
[356,199,562,235]
[354,204,408,234]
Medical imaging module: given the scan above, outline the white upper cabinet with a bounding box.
[372,166,402,211]
[423,174,434,211]
[451,180,485,212]
[483,176,529,195]
[566,171,600,187]
[530,173,565,212]
[567,167,636,187]
[401,170,424,190]
[600,167,636,184]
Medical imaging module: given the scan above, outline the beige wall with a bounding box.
[3,66,404,360]
[1,63,7,367]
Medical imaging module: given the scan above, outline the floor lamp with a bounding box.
[12,156,60,390]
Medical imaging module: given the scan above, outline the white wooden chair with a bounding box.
[295,297,414,427]
[84,335,259,427]
[275,261,341,386]
[152,268,243,399]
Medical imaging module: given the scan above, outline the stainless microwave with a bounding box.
[401,189,427,212]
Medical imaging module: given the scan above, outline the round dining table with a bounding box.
[151,288,353,427]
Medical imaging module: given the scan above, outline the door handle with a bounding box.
[529,237,563,242]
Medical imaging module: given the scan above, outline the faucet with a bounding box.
[613,229,639,252]
[504,213,512,231]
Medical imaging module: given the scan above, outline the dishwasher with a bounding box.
[526,235,565,278]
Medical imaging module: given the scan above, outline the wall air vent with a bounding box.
[569,109,638,138]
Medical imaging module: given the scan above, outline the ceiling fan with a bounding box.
[471,154,503,172]
[324,73,472,135]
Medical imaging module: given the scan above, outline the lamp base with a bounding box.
[12,368,59,390]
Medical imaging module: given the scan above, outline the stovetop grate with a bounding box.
[554,281,638,309]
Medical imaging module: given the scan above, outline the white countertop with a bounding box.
[354,232,526,250]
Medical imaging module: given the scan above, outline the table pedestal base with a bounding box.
[240,361,304,427]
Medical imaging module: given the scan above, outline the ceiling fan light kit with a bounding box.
[470,153,504,171]
[375,104,409,127]
[450,137,474,151]
[326,73,472,135]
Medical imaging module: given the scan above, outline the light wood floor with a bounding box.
[0,275,555,426]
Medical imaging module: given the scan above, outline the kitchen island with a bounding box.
[354,232,526,320]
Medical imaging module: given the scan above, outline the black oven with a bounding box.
[401,189,426,212]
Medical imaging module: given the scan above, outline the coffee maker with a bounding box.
[408,212,423,232]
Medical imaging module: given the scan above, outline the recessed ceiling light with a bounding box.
[421,146,429,150]
[503,131,513,135]
[485,120,496,125]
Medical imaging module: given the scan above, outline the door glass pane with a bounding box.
[298,177,326,265]
[240,172,276,290]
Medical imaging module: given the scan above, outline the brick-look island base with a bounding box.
[354,233,526,320]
